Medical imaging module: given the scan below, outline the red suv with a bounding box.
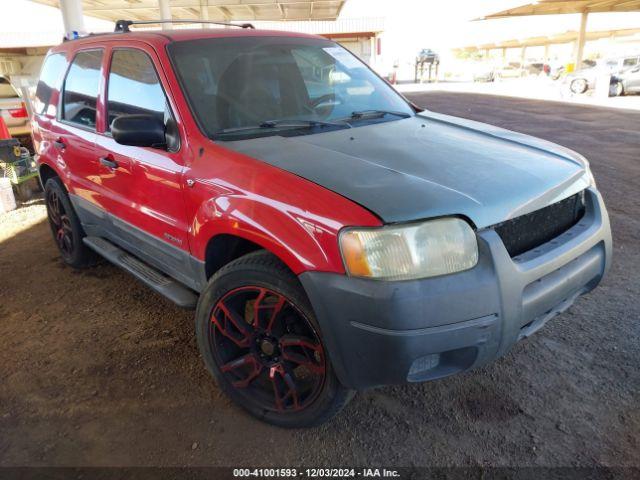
[33,22,611,427]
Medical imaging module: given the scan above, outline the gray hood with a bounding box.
[221,110,592,228]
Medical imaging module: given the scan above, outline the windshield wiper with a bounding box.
[339,110,413,122]
[262,119,350,129]
[214,119,351,137]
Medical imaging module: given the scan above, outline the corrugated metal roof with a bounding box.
[30,0,348,22]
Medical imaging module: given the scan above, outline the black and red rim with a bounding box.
[46,189,74,257]
[208,286,326,413]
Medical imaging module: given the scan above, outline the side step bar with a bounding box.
[83,236,198,309]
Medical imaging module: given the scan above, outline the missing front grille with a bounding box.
[493,191,586,257]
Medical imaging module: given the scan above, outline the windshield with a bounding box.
[168,36,414,140]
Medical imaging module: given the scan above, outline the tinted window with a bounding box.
[107,49,166,130]
[62,49,103,129]
[34,53,68,114]
[623,57,638,68]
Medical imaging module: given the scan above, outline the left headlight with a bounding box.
[339,217,478,281]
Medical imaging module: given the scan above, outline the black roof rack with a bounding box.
[114,19,255,32]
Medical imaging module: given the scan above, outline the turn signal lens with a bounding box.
[340,232,372,277]
[340,217,478,281]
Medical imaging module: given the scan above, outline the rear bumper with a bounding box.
[300,188,612,390]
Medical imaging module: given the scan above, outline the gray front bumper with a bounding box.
[300,188,612,390]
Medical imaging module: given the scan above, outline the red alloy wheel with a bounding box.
[209,286,326,413]
[47,189,74,257]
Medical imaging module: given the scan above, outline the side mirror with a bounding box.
[111,114,166,148]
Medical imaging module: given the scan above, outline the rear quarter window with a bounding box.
[61,49,103,129]
[34,53,68,115]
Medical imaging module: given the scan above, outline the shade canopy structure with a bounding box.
[31,0,348,23]
[476,0,640,70]
[456,27,640,52]
[477,0,640,19]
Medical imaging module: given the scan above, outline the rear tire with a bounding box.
[195,250,354,428]
[44,177,97,268]
[611,81,624,97]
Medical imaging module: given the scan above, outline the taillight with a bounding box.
[8,103,28,118]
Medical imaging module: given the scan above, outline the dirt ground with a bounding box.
[0,93,638,468]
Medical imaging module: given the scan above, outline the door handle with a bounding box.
[53,138,65,150]
[100,156,119,170]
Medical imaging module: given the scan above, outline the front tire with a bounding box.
[44,177,96,268]
[570,78,588,94]
[195,251,353,428]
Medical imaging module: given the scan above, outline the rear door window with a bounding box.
[106,49,167,130]
[61,49,103,129]
[34,53,68,115]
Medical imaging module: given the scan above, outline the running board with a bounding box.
[83,236,198,309]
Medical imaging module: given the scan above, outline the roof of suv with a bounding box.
[51,27,323,52]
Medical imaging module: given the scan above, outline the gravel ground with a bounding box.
[0,93,638,468]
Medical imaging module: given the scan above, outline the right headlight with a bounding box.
[339,217,478,281]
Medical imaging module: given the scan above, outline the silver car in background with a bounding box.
[566,55,639,94]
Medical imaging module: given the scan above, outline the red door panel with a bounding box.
[94,136,189,249]
[49,122,99,202]
[97,43,190,253]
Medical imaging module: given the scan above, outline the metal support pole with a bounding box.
[543,44,550,62]
[158,0,171,30]
[369,36,376,67]
[574,11,588,69]
[59,0,86,39]
[200,0,210,28]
